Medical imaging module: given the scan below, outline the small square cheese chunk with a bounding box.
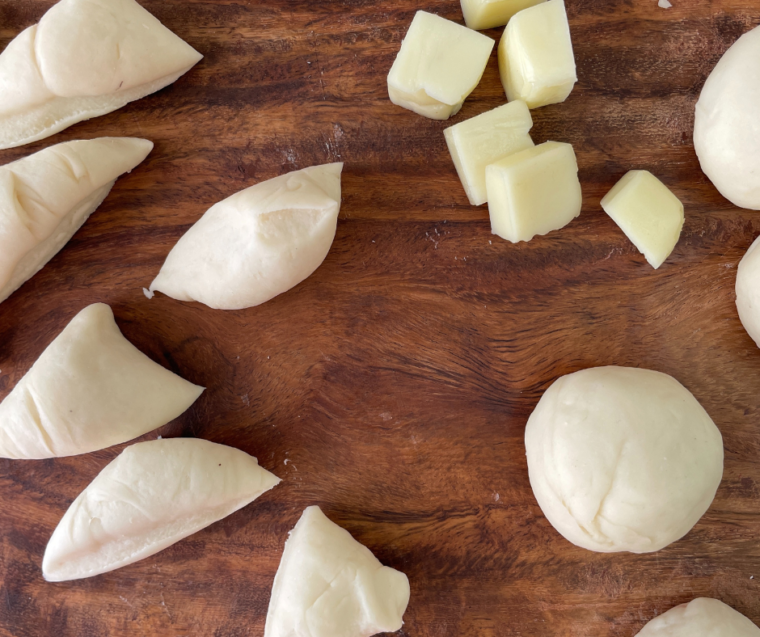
[601,170,684,269]
[486,141,582,242]
[461,0,546,31]
[444,99,534,206]
[388,11,495,120]
[497,0,577,109]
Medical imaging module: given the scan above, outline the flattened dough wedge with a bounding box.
[0,137,153,304]
[150,163,343,310]
[43,438,281,581]
[0,303,203,459]
[265,506,410,637]
[0,0,202,149]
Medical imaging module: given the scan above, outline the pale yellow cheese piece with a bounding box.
[498,0,577,109]
[486,141,582,243]
[444,99,534,206]
[601,170,684,269]
[461,0,545,31]
[387,11,494,120]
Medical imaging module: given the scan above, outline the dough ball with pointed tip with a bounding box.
[636,598,760,636]
[265,506,410,637]
[150,163,344,310]
[0,0,202,149]
[43,438,280,581]
[525,366,723,553]
[0,303,203,459]
[0,137,153,304]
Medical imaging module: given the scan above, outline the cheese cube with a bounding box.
[388,11,495,120]
[601,170,684,269]
[444,99,534,206]
[486,141,581,242]
[461,0,546,31]
[498,0,577,109]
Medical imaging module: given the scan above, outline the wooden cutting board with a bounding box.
[1,0,759,634]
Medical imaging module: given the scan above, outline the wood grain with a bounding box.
[1,0,760,635]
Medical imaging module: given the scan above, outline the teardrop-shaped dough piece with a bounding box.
[0,0,202,149]
[149,163,344,310]
[265,506,410,637]
[0,303,203,459]
[0,137,153,303]
[43,438,281,581]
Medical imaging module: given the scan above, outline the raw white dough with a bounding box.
[0,0,202,149]
[265,506,410,637]
[694,24,760,209]
[525,366,723,553]
[736,235,760,348]
[636,598,760,636]
[0,303,203,459]
[150,163,344,310]
[0,137,153,304]
[43,438,280,581]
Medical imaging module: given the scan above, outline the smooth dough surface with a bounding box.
[694,24,760,209]
[0,137,153,304]
[525,366,723,553]
[0,0,202,149]
[150,163,343,310]
[736,235,760,348]
[636,598,760,636]
[265,506,410,637]
[43,438,280,581]
[0,303,203,459]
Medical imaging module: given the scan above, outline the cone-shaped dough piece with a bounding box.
[43,438,281,581]
[265,506,410,637]
[0,0,202,149]
[0,303,203,459]
[150,163,344,310]
[636,598,760,636]
[0,137,153,304]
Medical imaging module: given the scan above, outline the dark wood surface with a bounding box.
[1,0,760,635]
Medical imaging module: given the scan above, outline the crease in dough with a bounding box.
[0,303,203,459]
[0,0,202,149]
[265,505,410,637]
[0,137,153,304]
[149,163,344,310]
[525,366,723,553]
[43,438,281,581]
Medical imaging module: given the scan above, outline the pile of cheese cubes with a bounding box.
[387,0,685,268]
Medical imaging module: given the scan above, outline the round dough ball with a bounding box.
[736,235,760,347]
[636,598,760,636]
[525,366,723,553]
[694,25,760,210]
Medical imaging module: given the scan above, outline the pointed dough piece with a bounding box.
[150,163,344,310]
[0,303,203,459]
[43,438,281,581]
[265,506,410,637]
[0,137,153,303]
[0,0,202,149]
